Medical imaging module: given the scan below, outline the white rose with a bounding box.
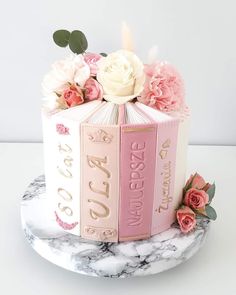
[42,54,90,97]
[42,72,67,96]
[97,50,145,104]
[42,54,90,110]
[71,54,90,87]
[42,93,60,111]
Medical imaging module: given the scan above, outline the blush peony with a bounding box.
[138,62,185,112]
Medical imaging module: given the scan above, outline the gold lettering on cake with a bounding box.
[124,127,155,133]
[57,188,72,201]
[159,150,168,160]
[89,181,110,198]
[127,141,146,227]
[88,129,113,143]
[58,143,72,153]
[158,162,172,212]
[56,138,74,220]
[88,199,110,219]
[158,138,173,213]
[162,139,171,149]
[64,156,73,167]
[87,155,111,178]
[86,149,112,222]
[84,226,117,240]
[57,167,72,178]
[58,202,73,216]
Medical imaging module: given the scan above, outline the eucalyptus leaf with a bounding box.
[205,205,217,220]
[69,30,88,54]
[196,214,207,220]
[206,183,216,202]
[53,30,70,47]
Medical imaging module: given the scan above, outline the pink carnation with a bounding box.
[84,77,103,101]
[138,62,185,112]
[84,53,102,76]
[177,206,196,233]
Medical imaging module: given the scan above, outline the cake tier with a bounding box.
[42,101,189,242]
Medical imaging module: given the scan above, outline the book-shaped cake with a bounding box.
[42,101,189,242]
[42,27,190,242]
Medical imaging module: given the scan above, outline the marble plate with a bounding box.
[21,175,210,278]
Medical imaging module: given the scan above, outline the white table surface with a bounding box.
[0,143,235,295]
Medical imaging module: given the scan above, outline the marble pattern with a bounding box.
[21,175,210,278]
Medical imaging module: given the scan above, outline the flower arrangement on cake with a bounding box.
[177,173,217,233]
[41,25,217,242]
[42,26,185,113]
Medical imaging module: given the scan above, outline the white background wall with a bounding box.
[1,0,236,144]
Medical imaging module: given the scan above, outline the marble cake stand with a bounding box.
[21,175,210,278]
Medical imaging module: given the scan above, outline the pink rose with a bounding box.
[62,84,84,107]
[84,53,102,76]
[56,123,69,135]
[138,62,185,112]
[186,173,206,190]
[184,188,209,209]
[84,77,103,101]
[185,173,211,192]
[177,206,196,233]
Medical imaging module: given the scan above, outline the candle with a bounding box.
[122,21,134,51]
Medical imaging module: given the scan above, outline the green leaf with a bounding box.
[206,183,216,202]
[205,205,217,220]
[100,52,107,57]
[196,214,207,220]
[53,30,70,47]
[69,30,88,54]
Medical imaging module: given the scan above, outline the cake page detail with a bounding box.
[173,116,190,219]
[119,124,157,241]
[52,118,81,234]
[80,124,120,242]
[151,119,179,234]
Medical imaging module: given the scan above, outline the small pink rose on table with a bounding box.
[62,84,84,107]
[84,53,102,76]
[84,77,103,101]
[178,173,217,231]
[185,173,209,190]
[177,206,196,233]
[184,188,209,210]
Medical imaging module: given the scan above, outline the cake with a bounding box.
[41,27,216,243]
